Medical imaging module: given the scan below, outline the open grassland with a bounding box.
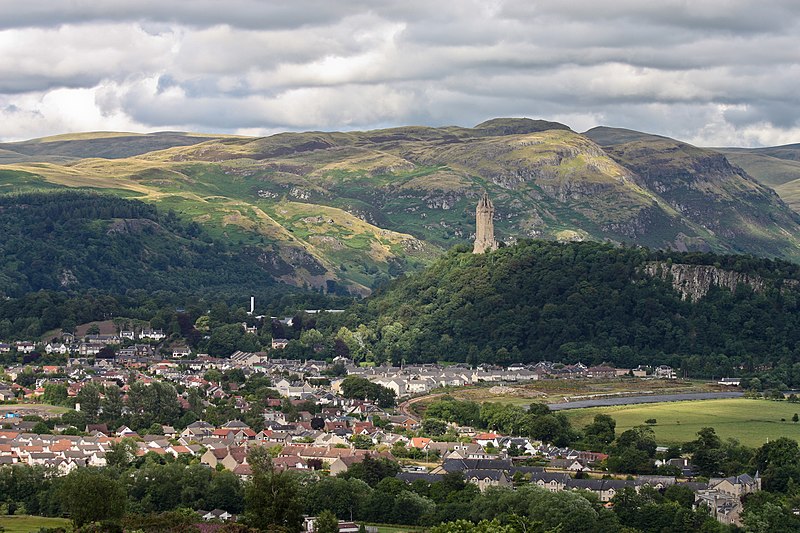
[0,515,71,533]
[563,398,800,447]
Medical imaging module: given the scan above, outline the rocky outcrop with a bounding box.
[643,262,766,301]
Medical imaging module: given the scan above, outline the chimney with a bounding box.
[249,295,255,315]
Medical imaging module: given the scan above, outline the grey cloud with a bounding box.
[0,0,799,145]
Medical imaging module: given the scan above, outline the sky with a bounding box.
[1,0,800,146]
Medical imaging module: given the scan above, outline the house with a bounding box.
[654,365,677,379]
[388,415,419,431]
[531,472,570,493]
[78,342,104,356]
[304,518,361,533]
[329,455,362,476]
[140,329,166,341]
[409,437,431,450]
[272,339,289,350]
[202,509,235,521]
[15,342,36,354]
[586,365,617,379]
[120,330,136,340]
[371,377,407,397]
[718,378,741,386]
[548,458,587,471]
[45,343,69,355]
[566,478,635,502]
[464,469,511,491]
[708,474,761,498]
[172,347,191,358]
[474,433,500,448]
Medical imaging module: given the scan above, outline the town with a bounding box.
[0,318,756,530]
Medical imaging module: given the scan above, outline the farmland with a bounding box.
[562,398,800,447]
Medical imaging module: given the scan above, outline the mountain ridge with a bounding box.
[1,118,799,293]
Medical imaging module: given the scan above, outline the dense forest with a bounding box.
[314,241,800,381]
[0,191,286,297]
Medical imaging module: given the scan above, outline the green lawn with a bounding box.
[0,515,71,533]
[563,398,800,447]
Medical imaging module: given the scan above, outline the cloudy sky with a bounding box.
[1,0,799,146]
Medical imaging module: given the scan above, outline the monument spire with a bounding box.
[473,192,498,254]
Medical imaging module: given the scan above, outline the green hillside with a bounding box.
[332,240,800,381]
[2,120,800,294]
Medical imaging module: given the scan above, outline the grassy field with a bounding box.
[563,398,800,447]
[0,515,71,533]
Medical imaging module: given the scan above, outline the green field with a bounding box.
[0,515,71,533]
[563,398,800,447]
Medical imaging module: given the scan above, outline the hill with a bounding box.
[335,240,800,383]
[0,190,304,298]
[0,131,232,163]
[713,145,800,213]
[2,119,800,293]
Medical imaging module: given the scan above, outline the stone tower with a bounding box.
[473,192,498,254]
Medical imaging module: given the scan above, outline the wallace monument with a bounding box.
[473,192,499,254]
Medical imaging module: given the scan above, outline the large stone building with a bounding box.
[473,192,498,254]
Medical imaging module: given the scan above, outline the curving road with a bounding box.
[546,391,744,410]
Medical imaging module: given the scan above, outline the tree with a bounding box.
[340,376,396,408]
[583,414,616,449]
[106,438,139,468]
[754,437,800,492]
[351,435,373,450]
[685,427,725,477]
[126,381,182,431]
[314,510,339,533]
[431,519,518,533]
[58,468,126,527]
[101,385,124,426]
[243,446,303,532]
[341,455,401,487]
[207,470,245,514]
[42,384,69,406]
[422,418,448,436]
[76,382,103,423]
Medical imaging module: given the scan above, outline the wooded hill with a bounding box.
[0,191,291,298]
[327,240,800,381]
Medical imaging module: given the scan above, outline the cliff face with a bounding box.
[643,262,766,301]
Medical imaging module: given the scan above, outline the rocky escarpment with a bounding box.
[643,262,767,301]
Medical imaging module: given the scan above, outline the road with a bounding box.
[546,391,744,410]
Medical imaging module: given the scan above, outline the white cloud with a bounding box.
[0,1,798,145]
